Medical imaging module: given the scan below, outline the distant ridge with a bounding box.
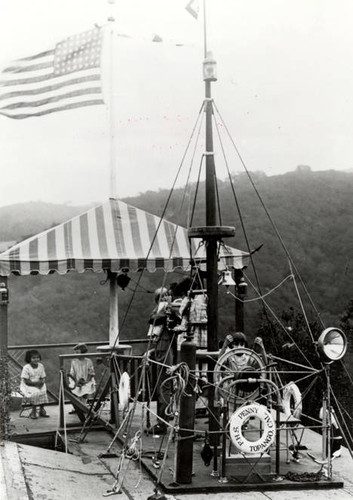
[1,169,352,393]
[0,241,16,252]
[0,169,352,325]
[1,168,353,245]
[0,201,95,243]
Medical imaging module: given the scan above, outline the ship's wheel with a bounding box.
[214,347,266,402]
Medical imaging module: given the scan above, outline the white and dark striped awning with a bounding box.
[0,198,249,276]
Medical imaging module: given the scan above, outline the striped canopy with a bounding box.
[0,198,249,276]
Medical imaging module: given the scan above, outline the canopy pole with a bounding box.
[109,272,119,347]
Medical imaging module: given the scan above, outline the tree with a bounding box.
[257,305,353,447]
[335,300,353,446]
[257,308,327,425]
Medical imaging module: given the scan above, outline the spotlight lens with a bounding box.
[318,328,347,362]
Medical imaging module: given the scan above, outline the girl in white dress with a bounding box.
[20,350,49,419]
[69,343,96,402]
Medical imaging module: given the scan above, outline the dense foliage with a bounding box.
[1,168,353,419]
[1,168,352,342]
[257,304,353,447]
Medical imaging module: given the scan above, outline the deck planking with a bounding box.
[3,403,353,499]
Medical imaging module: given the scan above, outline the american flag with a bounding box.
[0,28,104,119]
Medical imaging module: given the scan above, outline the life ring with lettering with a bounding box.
[119,372,131,410]
[229,403,275,454]
[282,382,302,419]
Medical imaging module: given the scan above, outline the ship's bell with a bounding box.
[218,270,236,287]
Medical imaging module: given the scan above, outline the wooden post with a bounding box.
[109,272,119,348]
[235,289,244,332]
[0,278,8,357]
[234,270,246,332]
[110,357,120,427]
[175,338,197,483]
[0,277,9,441]
[322,396,327,460]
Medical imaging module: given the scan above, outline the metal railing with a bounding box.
[8,339,149,403]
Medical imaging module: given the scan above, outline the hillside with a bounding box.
[0,201,93,243]
[1,168,353,351]
[126,168,353,324]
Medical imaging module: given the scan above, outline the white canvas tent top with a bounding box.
[0,198,249,276]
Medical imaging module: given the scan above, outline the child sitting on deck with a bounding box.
[20,349,50,419]
[69,343,96,403]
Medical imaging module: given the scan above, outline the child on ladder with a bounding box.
[20,349,50,419]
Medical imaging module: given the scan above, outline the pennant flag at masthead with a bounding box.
[185,0,199,19]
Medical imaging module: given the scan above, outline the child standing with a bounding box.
[20,349,50,419]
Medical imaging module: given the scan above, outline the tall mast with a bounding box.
[190,0,235,353]
[187,0,235,477]
[203,2,219,353]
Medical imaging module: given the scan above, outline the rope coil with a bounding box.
[162,362,191,416]
[125,431,141,461]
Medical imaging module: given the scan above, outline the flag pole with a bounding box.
[108,0,117,199]
[203,0,207,58]
[107,0,119,349]
[98,0,130,429]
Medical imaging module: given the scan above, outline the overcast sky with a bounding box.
[0,0,352,208]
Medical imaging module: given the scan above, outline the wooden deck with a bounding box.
[2,402,353,499]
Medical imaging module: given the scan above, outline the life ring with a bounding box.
[119,372,131,410]
[229,403,275,454]
[282,382,302,419]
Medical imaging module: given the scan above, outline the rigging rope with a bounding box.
[213,101,326,330]
[56,371,68,453]
[227,273,294,303]
[212,109,267,312]
[124,430,141,461]
[243,273,314,368]
[187,111,205,228]
[330,387,353,457]
[111,102,206,349]
[214,161,223,226]
[145,332,177,405]
[289,260,315,345]
[189,154,205,228]
[75,356,113,442]
[161,362,191,416]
